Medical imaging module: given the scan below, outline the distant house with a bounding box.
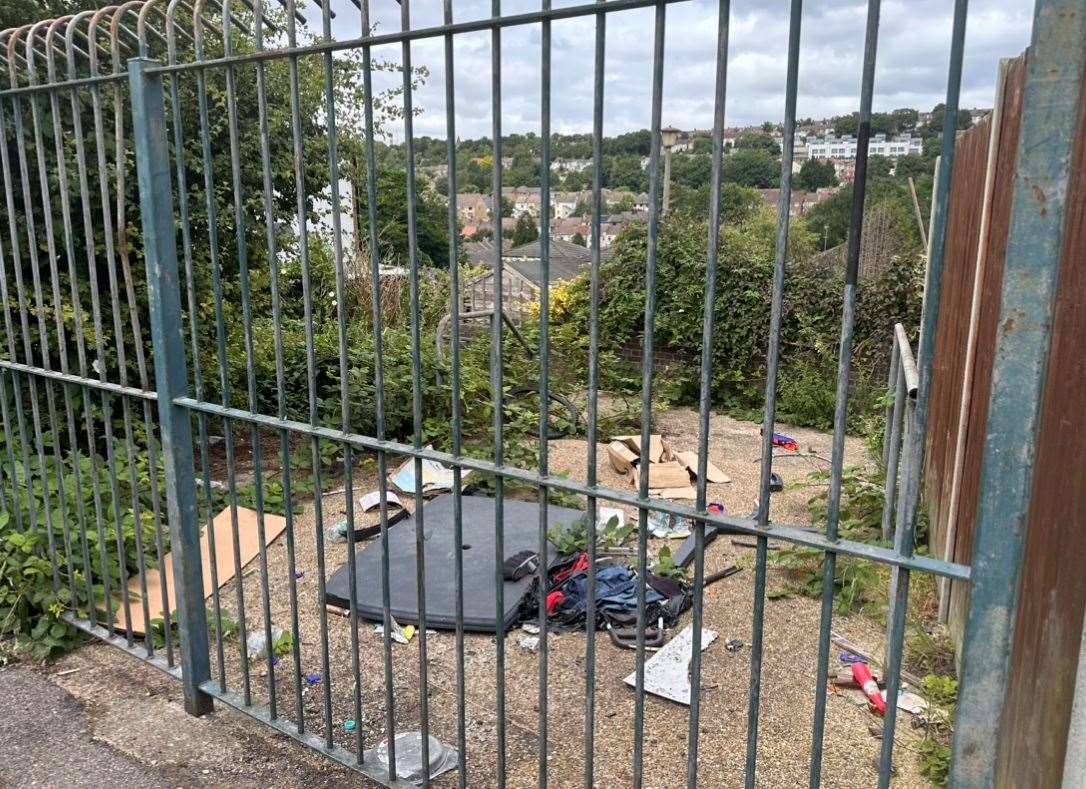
[552,217,588,244]
[462,238,606,316]
[456,193,492,225]
[755,188,836,217]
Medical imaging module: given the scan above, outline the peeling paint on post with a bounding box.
[951,0,1086,784]
[128,56,212,717]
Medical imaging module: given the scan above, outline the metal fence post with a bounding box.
[128,55,213,717]
[951,0,1086,783]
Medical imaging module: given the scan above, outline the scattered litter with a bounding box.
[294,570,305,580]
[609,617,665,651]
[598,507,626,529]
[769,472,784,492]
[624,624,717,705]
[246,626,285,661]
[703,566,741,588]
[305,672,321,685]
[390,452,464,496]
[840,650,867,665]
[731,539,781,550]
[673,450,731,484]
[883,689,929,715]
[521,622,541,635]
[648,511,693,539]
[725,638,745,652]
[374,616,415,644]
[518,636,540,653]
[771,432,799,452]
[113,505,287,636]
[831,667,881,689]
[326,519,351,544]
[344,719,356,732]
[360,490,404,512]
[853,662,886,714]
[607,441,638,473]
[54,668,83,677]
[369,732,459,784]
[502,550,540,581]
[612,434,666,463]
[635,460,692,491]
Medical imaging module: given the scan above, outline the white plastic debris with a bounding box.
[359,490,403,512]
[366,732,459,784]
[624,623,717,705]
[519,636,540,653]
[598,507,626,528]
[246,626,285,661]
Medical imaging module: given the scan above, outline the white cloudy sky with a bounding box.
[315,0,1035,141]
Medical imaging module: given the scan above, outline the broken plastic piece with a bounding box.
[624,624,717,705]
[370,732,459,783]
[246,627,285,661]
[344,719,356,732]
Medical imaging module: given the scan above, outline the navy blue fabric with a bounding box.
[553,564,664,620]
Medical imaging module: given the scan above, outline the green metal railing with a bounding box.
[0,0,1082,786]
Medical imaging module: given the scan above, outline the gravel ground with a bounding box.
[185,406,930,787]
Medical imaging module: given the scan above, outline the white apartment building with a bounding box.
[806,133,922,160]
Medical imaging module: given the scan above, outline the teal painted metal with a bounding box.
[952,0,1086,784]
[127,56,212,717]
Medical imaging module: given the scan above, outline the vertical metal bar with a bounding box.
[537,3,552,787]
[687,2,730,784]
[316,0,362,758]
[64,21,114,630]
[809,2,881,784]
[0,193,27,541]
[222,0,273,714]
[275,0,306,729]
[397,2,431,778]
[256,0,304,730]
[880,340,904,542]
[128,55,213,717]
[441,3,467,782]
[174,4,225,687]
[19,33,65,597]
[633,6,666,787]
[45,26,91,621]
[952,1,1085,783]
[489,3,507,783]
[359,0,397,772]
[1,52,54,604]
[746,2,802,782]
[193,3,251,704]
[583,4,605,784]
[85,21,137,647]
[111,12,171,662]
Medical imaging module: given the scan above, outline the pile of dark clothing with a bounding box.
[517,551,691,632]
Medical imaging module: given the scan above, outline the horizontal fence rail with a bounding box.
[0,0,1078,786]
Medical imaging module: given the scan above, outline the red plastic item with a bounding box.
[546,590,565,615]
[771,432,799,452]
[852,662,886,714]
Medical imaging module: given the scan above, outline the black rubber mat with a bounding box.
[324,494,583,632]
